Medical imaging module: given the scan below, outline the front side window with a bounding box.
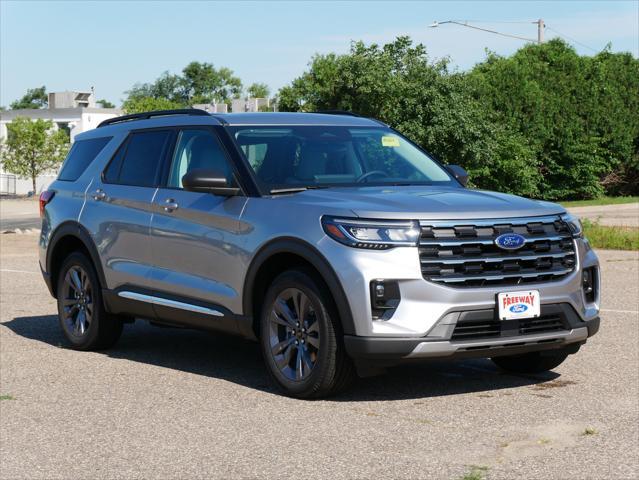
[103,130,172,187]
[230,126,455,192]
[167,129,232,188]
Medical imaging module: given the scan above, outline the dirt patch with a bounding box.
[532,379,577,391]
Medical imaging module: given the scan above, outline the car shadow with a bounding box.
[2,315,560,401]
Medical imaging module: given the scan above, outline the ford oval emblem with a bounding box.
[509,304,528,313]
[495,233,526,250]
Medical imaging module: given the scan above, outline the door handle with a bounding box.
[163,198,179,212]
[92,189,106,201]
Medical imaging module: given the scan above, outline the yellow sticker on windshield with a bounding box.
[381,136,400,147]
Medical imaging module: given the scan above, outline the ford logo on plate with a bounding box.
[509,304,528,313]
[495,233,526,250]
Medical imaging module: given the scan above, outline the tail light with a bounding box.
[39,190,55,218]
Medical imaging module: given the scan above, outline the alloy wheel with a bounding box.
[268,288,320,381]
[61,266,93,337]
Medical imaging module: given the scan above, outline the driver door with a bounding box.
[148,127,247,333]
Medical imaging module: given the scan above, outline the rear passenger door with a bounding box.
[81,128,174,317]
[148,127,247,333]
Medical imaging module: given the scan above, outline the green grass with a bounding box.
[561,196,639,208]
[583,427,598,436]
[0,394,15,401]
[583,220,639,250]
[458,466,489,480]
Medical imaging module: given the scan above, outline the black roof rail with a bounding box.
[97,108,210,128]
[313,110,361,117]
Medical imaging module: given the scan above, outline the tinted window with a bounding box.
[167,130,231,188]
[58,137,112,181]
[104,130,171,187]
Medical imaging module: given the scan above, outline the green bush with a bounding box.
[278,37,639,200]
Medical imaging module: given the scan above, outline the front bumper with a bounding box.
[344,305,600,361]
[321,236,600,338]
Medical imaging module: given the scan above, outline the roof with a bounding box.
[80,110,385,140]
[213,112,383,127]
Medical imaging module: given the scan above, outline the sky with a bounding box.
[1,1,637,107]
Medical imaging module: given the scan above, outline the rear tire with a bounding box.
[259,269,355,398]
[491,350,569,374]
[56,252,123,350]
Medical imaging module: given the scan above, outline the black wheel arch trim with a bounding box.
[243,237,356,335]
[46,221,107,299]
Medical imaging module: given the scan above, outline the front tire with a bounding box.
[259,269,354,398]
[491,350,569,374]
[56,252,123,350]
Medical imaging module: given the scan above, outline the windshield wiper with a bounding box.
[269,187,308,195]
[269,185,333,195]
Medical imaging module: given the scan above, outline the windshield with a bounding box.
[229,126,457,192]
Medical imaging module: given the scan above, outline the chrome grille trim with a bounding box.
[420,251,572,265]
[419,215,576,288]
[419,235,564,246]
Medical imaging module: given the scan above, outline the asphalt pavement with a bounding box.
[0,199,40,231]
[0,233,637,479]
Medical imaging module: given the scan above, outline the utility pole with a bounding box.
[536,19,544,44]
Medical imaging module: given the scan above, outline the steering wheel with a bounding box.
[356,170,389,183]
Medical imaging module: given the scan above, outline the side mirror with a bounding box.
[446,165,469,187]
[182,168,241,196]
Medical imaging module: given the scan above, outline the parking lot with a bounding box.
[0,232,637,480]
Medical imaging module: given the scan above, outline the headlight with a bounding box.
[322,216,420,249]
[561,213,583,237]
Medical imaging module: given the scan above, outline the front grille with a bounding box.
[451,315,566,341]
[419,216,576,288]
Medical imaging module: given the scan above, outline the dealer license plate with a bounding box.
[497,290,540,320]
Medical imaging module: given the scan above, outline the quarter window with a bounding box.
[58,136,112,181]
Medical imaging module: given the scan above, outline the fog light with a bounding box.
[370,280,400,320]
[583,267,597,303]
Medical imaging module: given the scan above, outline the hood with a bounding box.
[288,186,565,220]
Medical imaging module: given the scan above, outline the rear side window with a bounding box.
[103,130,172,187]
[58,137,112,181]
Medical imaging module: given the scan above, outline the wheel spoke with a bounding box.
[70,269,82,292]
[64,304,78,319]
[306,318,319,335]
[271,337,293,356]
[306,334,320,349]
[301,346,313,372]
[276,342,295,369]
[295,347,303,380]
[270,311,292,329]
[293,291,308,322]
[273,299,296,327]
[62,297,77,307]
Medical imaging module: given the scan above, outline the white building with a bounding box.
[0,91,121,195]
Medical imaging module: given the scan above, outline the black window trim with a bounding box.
[101,127,175,188]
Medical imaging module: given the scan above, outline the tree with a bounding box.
[182,62,242,103]
[122,96,184,114]
[278,37,540,197]
[469,39,639,199]
[10,86,48,110]
[96,99,116,108]
[247,82,270,99]
[124,62,243,107]
[0,117,69,193]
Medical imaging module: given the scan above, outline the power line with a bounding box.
[545,26,600,53]
[431,21,537,43]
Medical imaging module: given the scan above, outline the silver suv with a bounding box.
[39,110,600,398]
